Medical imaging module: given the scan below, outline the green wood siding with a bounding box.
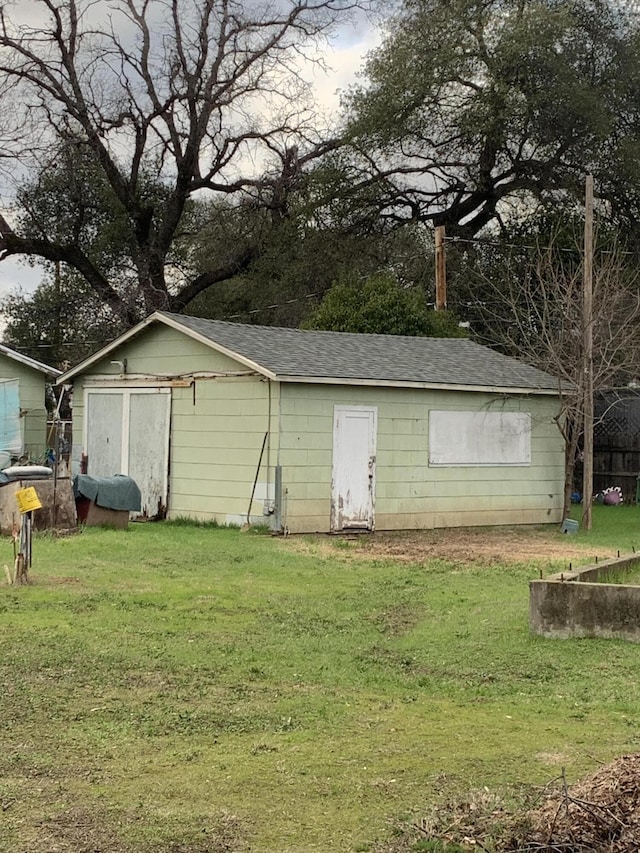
[72,325,280,524]
[90,323,247,376]
[0,356,48,460]
[277,383,564,533]
[70,324,270,494]
[169,377,279,524]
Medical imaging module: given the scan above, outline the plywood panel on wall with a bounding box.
[429,410,531,466]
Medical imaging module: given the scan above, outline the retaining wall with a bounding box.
[529,555,640,641]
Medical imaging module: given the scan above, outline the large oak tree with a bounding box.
[341,0,640,238]
[0,0,367,323]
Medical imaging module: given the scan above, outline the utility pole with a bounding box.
[434,225,447,311]
[583,175,594,530]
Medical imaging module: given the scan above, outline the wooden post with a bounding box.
[14,553,26,584]
[583,175,594,530]
[435,225,447,311]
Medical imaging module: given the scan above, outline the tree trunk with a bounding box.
[562,413,582,520]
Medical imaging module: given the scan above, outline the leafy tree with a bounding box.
[443,203,625,339]
[186,198,435,327]
[0,0,368,323]
[340,0,640,237]
[1,187,434,352]
[302,272,465,336]
[1,268,123,367]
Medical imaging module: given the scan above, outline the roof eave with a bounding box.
[274,374,561,395]
[157,313,275,379]
[57,313,159,383]
[0,343,62,377]
[57,312,276,384]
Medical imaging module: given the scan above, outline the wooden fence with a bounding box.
[593,392,640,503]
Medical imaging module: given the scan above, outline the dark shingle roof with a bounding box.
[162,312,559,392]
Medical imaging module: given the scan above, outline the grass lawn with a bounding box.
[2,507,640,851]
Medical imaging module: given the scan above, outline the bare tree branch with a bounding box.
[0,210,139,324]
[470,236,640,516]
[0,0,369,317]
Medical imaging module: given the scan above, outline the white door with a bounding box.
[86,392,123,477]
[85,388,171,519]
[331,405,377,531]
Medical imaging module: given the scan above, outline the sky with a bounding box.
[0,13,381,302]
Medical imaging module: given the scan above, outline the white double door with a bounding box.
[85,387,170,519]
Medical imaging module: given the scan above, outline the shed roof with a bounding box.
[59,311,561,394]
[0,343,62,378]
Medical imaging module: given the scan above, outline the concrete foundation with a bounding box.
[530,555,640,641]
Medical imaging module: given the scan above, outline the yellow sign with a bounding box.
[15,486,42,514]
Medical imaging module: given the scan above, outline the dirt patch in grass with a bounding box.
[370,602,427,636]
[21,807,127,853]
[293,527,595,566]
[19,807,248,853]
[356,527,595,564]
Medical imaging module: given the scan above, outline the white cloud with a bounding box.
[308,24,381,121]
[0,258,42,299]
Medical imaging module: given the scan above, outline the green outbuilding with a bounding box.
[0,343,61,463]
[59,312,565,531]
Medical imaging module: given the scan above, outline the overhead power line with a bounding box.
[445,235,635,256]
[3,292,324,351]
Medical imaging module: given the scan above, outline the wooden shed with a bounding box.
[58,312,565,531]
[0,344,61,462]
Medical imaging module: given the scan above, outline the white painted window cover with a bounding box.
[429,410,532,466]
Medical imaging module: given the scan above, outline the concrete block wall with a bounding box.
[530,555,640,641]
